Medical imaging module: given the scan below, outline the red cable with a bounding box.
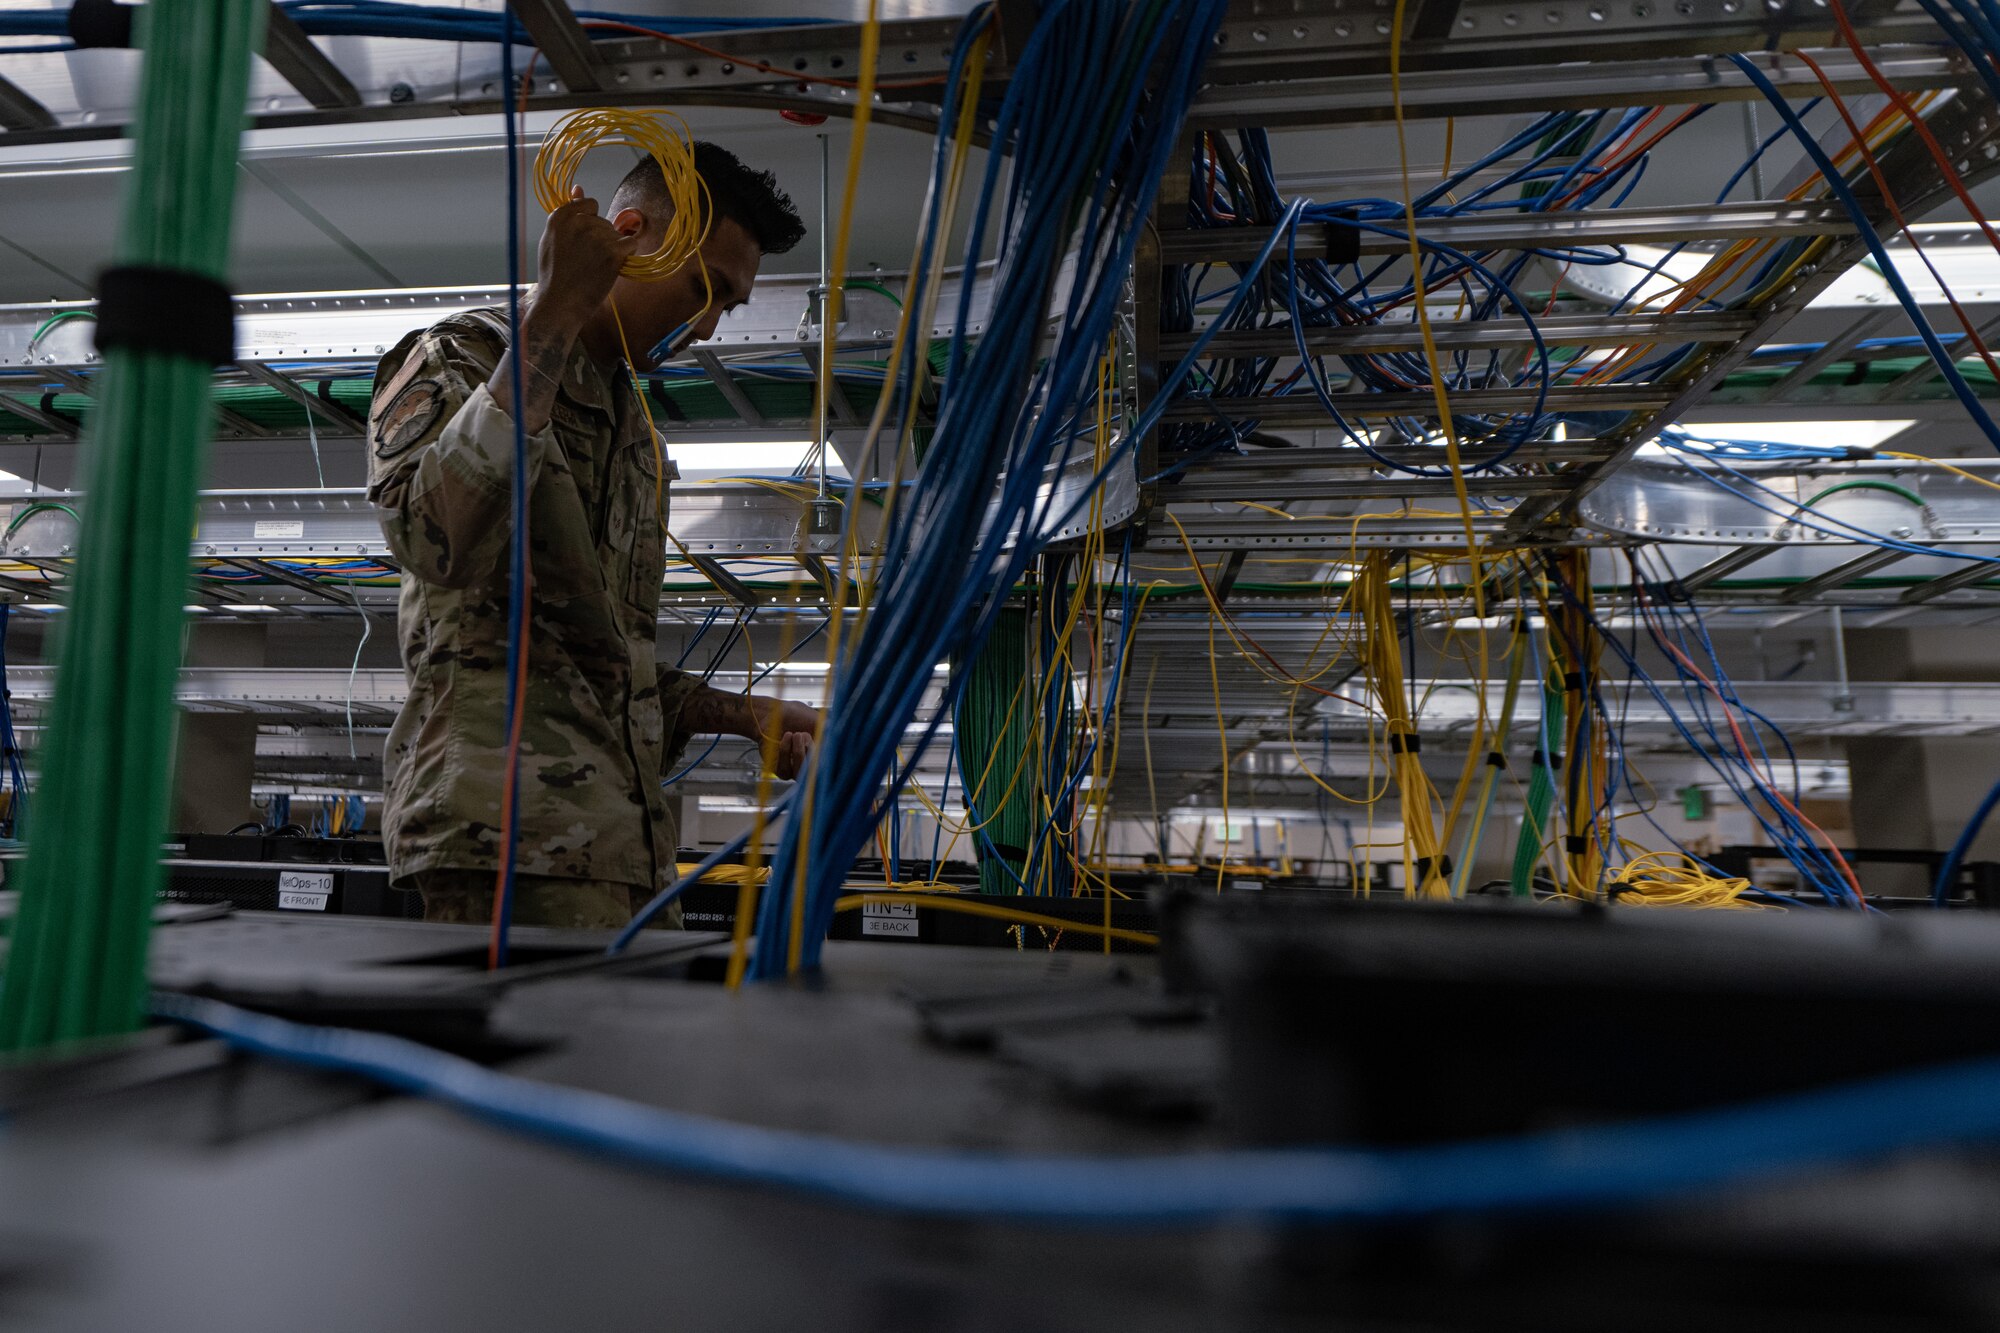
[1792,47,2000,385]
[1809,23,2000,385]
[1631,580,1866,905]
[1828,0,2000,258]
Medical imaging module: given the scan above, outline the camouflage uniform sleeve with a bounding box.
[656,664,707,774]
[365,320,560,589]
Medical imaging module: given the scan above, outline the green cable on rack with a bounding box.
[1799,479,1925,511]
[0,0,265,1051]
[1509,669,1565,899]
[1451,613,1529,898]
[951,609,1034,895]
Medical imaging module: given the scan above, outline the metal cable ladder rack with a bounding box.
[1,3,1999,702]
[0,0,1979,601]
[1132,0,2000,554]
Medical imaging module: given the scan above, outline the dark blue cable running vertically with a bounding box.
[490,3,529,967]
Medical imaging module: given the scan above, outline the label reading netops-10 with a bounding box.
[861,900,919,939]
[277,871,334,912]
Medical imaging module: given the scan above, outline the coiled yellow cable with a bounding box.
[1608,851,1771,909]
[535,107,712,292]
[536,108,713,529]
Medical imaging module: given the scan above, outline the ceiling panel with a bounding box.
[0,104,985,301]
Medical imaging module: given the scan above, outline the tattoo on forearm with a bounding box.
[489,317,573,433]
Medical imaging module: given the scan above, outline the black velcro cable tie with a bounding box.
[1326,210,1361,266]
[1564,835,1589,854]
[649,377,688,422]
[1388,732,1421,755]
[1563,672,1585,692]
[1485,750,1508,769]
[38,392,78,429]
[987,841,1029,862]
[68,0,133,49]
[1414,854,1452,880]
[1530,748,1564,769]
[93,266,234,366]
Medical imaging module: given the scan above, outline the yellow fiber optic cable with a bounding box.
[1355,553,1452,898]
[830,893,1161,948]
[536,107,714,285]
[1207,610,1229,895]
[786,0,888,972]
[1885,452,2000,495]
[1387,0,1486,611]
[1606,850,1771,909]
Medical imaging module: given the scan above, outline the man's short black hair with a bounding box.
[612,141,805,256]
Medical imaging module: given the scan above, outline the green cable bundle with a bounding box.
[1509,673,1566,898]
[0,0,265,1050]
[952,610,1033,895]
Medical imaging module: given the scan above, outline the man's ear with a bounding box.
[611,206,649,240]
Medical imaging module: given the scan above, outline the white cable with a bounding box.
[345,577,371,762]
[306,403,325,489]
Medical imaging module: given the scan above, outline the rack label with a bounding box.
[861,900,919,939]
[253,519,306,539]
[277,871,333,911]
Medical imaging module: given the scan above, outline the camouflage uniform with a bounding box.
[366,305,705,926]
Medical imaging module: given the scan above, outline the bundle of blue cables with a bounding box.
[1151,109,1801,480]
[746,0,1230,977]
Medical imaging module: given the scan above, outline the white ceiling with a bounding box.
[0,105,988,299]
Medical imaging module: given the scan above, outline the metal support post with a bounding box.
[1829,605,1855,713]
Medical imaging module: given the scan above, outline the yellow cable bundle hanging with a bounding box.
[1355,552,1452,899]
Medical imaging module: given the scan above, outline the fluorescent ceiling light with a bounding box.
[1682,420,1916,451]
[0,165,127,181]
[1449,615,1545,632]
[672,440,846,480]
[697,796,789,813]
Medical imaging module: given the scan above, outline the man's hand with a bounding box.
[677,686,822,780]
[533,188,639,331]
[491,189,637,434]
[762,699,821,782]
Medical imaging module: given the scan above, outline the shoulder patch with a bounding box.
[374,379,445,459]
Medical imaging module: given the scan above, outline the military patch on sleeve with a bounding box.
[374,379,445,459]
